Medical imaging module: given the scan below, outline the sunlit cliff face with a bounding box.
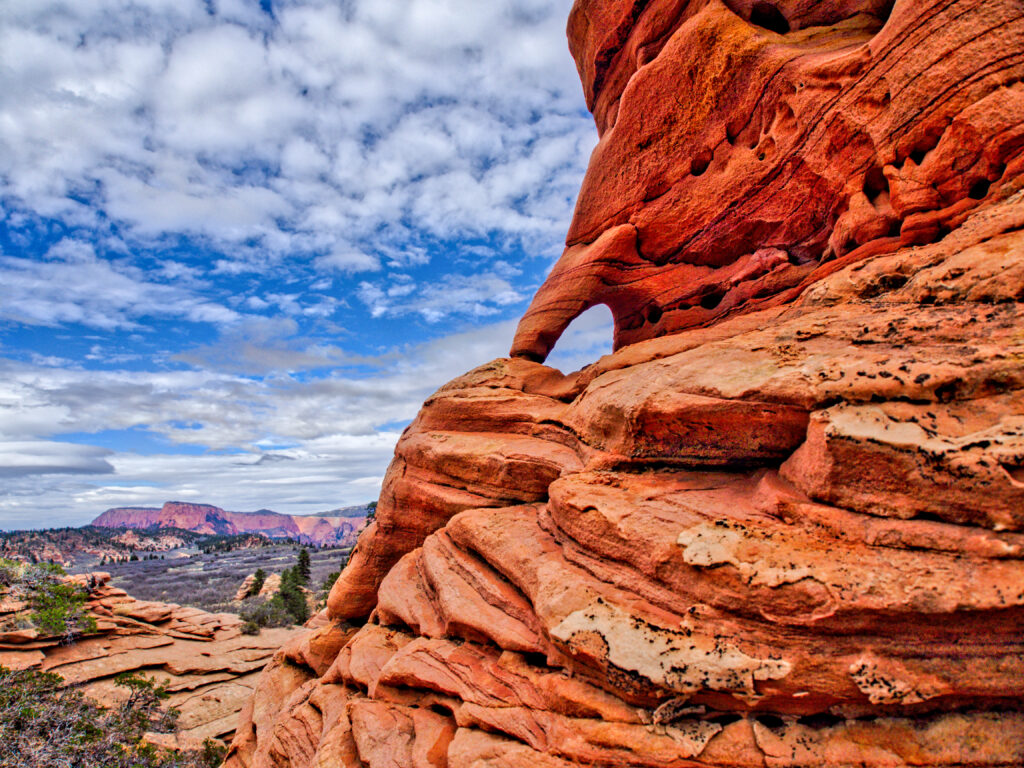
[511,0,1018,359]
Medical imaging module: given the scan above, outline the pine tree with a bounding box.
[248,568,266,598]
[274,567,309,624]
[296,548,311,585]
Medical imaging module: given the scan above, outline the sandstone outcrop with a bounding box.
[94,501,368,547]
[228,0,1024,765]
[0,572,303,748]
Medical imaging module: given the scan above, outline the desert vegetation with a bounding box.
[0,558,96,642]
[239,547,319,633]
[103,543,350,615]
[0,525,272,571]
[0,665,225,768]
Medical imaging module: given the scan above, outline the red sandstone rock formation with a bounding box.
[0,572,303,748]
[93,501,367,547]
[227,0,1024,765]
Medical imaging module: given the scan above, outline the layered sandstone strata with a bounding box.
[0,572,302,748]
[227,0,1024,765]
[94,501,367,547]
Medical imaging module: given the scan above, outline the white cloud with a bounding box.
[0,239,239,330]
[357,271,523,321]
[0,317,529,525]
[315,248,380,274]
[0,441,114,477]
[0,0,593,274]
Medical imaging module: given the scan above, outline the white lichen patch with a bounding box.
[676,521,814,588]
[848,655,945,705]
[551,600,790,704]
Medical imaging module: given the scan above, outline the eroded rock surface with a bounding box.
[0,572,302,748]
[228,0,1024,765]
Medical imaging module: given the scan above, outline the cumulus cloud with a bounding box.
[0,0,592,287]
[0,239,239,330]
[357,272,523,321]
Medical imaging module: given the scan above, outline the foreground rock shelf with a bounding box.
[0,573,301,747]
[227,0,1024,765]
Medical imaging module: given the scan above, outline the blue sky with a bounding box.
[0,0,612,528]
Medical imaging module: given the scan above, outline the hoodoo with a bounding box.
[228,1,1024,765]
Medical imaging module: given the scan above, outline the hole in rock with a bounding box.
[982,375,1012,394]
[544,303,615,374]
[429,703,453,717]
[522,652,549,667]
[877,273,908,292]
[750,3,790,34]
[1002,464,1024,484]
[968,178,991,200]
[913,511,949,523]
[646,304,663,324]
[755,714,787,730]
[877,0,896,23]
[862,165,888,203]
[690,150,712,176]
[798,712,845,728]
[699,286,727,310]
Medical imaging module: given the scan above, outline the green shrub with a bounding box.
[29,579,97,640]
[0,665,223,768]
[0,559,96,642]
[238,596,293,630]
[0,558,19,588]
[240,620,261,635]
[200,739,227,766]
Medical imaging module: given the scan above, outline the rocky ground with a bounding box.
[0,571,304,748]
[223,0,1024,766]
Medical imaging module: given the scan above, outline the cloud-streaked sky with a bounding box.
[0,0,609,529]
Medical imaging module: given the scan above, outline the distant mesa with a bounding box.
[92,501,369,547]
